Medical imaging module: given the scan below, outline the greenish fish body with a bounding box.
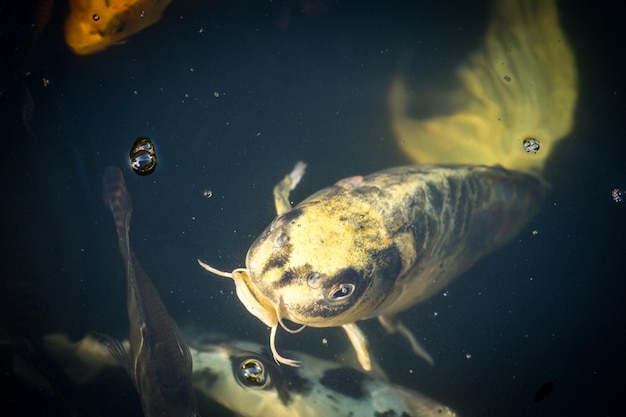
[103,166,197,417]
[200,164,547,369]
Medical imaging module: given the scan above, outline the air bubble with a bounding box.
[523,138,540,153]
[129,136,157,176]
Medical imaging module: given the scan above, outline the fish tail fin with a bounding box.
[102,166,133,261]
[389,0,578,177]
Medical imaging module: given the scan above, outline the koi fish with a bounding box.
[102,166,197,417]
[389,0,577,175]
[199,0,575,371]
[199,163,547,370]
[42,331,459,417]
[64,0,172,55]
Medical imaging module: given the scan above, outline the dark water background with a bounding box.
[1,1,625,416]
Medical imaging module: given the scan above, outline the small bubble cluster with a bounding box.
[611,188,623,203]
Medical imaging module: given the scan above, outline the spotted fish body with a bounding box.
[189,333,458,417]
[201,164,547,368]
[42,331,458,417]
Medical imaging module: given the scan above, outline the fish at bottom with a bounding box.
[43,330,458,417]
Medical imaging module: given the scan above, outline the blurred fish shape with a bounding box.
[64,0,172,55]
[102,166,197,417]
[43,331,458,417]
[389,0,577,176]
[198,0,576,371]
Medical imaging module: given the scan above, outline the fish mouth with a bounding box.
[231,269,279,328]
[197,260,278,327]
[198,260,302,367]
[232,272,303,367]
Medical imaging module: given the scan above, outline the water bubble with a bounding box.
[611,188,623,203]
[523,138,540,153]
[92,14,100,21]
[504,75,511,82]
[129,136,157,176]
[203,189,213,198]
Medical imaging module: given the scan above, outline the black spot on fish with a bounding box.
[270,359,312,406]
[193,368,221,391]
[353,184,387,200]
[426,181,444,214]
[275,264,312,288]
[367,245,402,291]
[319,367,367,400]
[262,246,291,273]
[374,412,411,417]
[277,207,303,225]
[534,381,553,403]
[325,394,340,404]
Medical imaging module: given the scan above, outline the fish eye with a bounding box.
[326,270,358,301]
[237,358,269,388]
[329,283,355,300]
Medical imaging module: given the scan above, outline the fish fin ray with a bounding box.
[92,332,133,375]
[341,322,372,371]
[273,161,307,215]
[378,315,434,366]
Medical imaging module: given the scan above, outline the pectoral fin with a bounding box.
[341,322,372,371]
[273,161,307,215]
[379,315,434,366]
[96,333,133,378]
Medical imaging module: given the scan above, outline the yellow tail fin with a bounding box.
[389,0,577,176]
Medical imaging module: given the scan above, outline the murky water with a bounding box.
[1,1,624,416]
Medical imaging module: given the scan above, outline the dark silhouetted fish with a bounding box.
[102,166,197,417]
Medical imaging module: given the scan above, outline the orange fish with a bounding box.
[64,0,172,55]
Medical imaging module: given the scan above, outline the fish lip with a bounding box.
[231,269,279,328]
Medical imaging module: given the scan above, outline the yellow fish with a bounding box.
[199,0,578,371]
[389,0,577,176]
[64,0,172,55]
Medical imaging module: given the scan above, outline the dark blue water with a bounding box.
[2,1,625,416]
